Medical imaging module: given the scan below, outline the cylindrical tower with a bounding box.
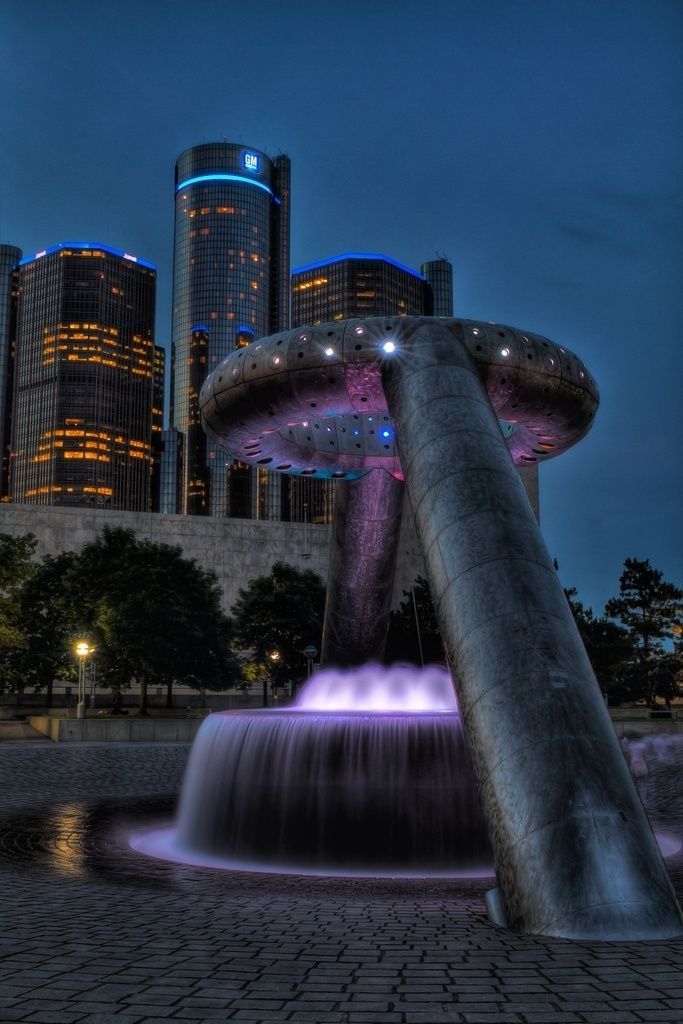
[0,244,22,498]
[421,256,454,317]
[171,141,290,517]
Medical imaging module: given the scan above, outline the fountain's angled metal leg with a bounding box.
[382,320,683,940]
[321,468,404,667]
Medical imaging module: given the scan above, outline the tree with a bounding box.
[0,533,37,695]
[231,562,325,693]
[8,552,79,707]
[65,526,242,711]
[385,575,445,667]
[565,588,635,704]
[606,558,682,703]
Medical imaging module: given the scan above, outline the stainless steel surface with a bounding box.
[381,319,683,940]
[199,314,683,939]
[199,316,598,481]
[321,469,404,666]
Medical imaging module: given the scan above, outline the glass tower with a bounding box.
[150,344,165,511]
[290,253,433,524]
[291,253,432,328]
[0,244,22,500]
[171,141,291,517]
[158,427,184,515]
[10,243,156,510]
[421,256,454,317]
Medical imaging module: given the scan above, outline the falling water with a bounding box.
[131,665,493,875]
[130,666,682,875]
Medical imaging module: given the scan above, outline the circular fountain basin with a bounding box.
[132,707,493,877]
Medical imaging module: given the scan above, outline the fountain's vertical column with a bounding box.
[321,468,404,667]
[382,320,682,940]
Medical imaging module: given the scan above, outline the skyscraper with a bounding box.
[290,253,436,523]
[291,252,433,328]
[171,141,291,517]
[150,344,165,511]
[421,256,454,317]
[10,242,156,510]
[0,244,21,500]
[158,427,184,515]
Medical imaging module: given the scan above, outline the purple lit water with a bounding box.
[131,665,493,876]
[294,663,458,712]
[130,666,682,876]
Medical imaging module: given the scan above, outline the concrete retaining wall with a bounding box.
[28,716,205,743]
[0,502,425,612]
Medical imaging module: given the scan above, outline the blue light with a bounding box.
[381,430,391,439]
[191,324,209,333]
[291,252,426,280]
[18,242,155,270]
[382,341,396,354]
[175,173,279,203]
[353,428,361,436]
[236,324,254,335]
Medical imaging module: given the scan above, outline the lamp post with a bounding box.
[265,650,280,707]
[74,641,93,719]
[303,645,318,681]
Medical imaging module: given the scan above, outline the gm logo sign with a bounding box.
[243,152,260,173]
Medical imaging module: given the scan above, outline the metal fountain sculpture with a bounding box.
[161,316,683,941]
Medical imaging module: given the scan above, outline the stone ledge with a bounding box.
[28,715,204,743]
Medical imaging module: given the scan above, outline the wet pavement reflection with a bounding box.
[0,794,508,901]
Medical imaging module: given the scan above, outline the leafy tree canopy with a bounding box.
[564,588,636,703]
[0,533,37,666]
[5,551,79,698]
[231,561,325,687]
[605,557,682,665]
[64,526,242,701]
[563,557,682,705]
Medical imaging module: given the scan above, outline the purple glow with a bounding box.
[129,673,683,880]
[655,831,682,858]
[129,826,495,879]
[294,664,458,712]
[129,822,680,878]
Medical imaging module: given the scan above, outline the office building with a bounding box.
[421,256,454,317]
[291,252,433,328]
[158,427,184,515]
[150,344,165,511]
[171,141,290,517]
[10,242,156,510]
[0,244,21,499]
[290,253,438,523]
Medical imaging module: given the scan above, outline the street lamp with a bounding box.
[74,641,93,719]
[264,650,280,707]
[303,645,318,680]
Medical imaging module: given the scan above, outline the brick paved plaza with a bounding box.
[0,741,681,1024]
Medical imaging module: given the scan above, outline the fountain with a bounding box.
[131,665,492,876]
[133,316,682,939]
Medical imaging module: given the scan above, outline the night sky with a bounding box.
[2,0,681,613]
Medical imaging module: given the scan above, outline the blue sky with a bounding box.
[2,0,681,611]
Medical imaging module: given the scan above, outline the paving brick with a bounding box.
[0,742,681,1024]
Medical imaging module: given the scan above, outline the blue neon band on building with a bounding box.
[292,252,425,279]
[18,242,155,270]
[170,141,291,518]
[175,173,280,203]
